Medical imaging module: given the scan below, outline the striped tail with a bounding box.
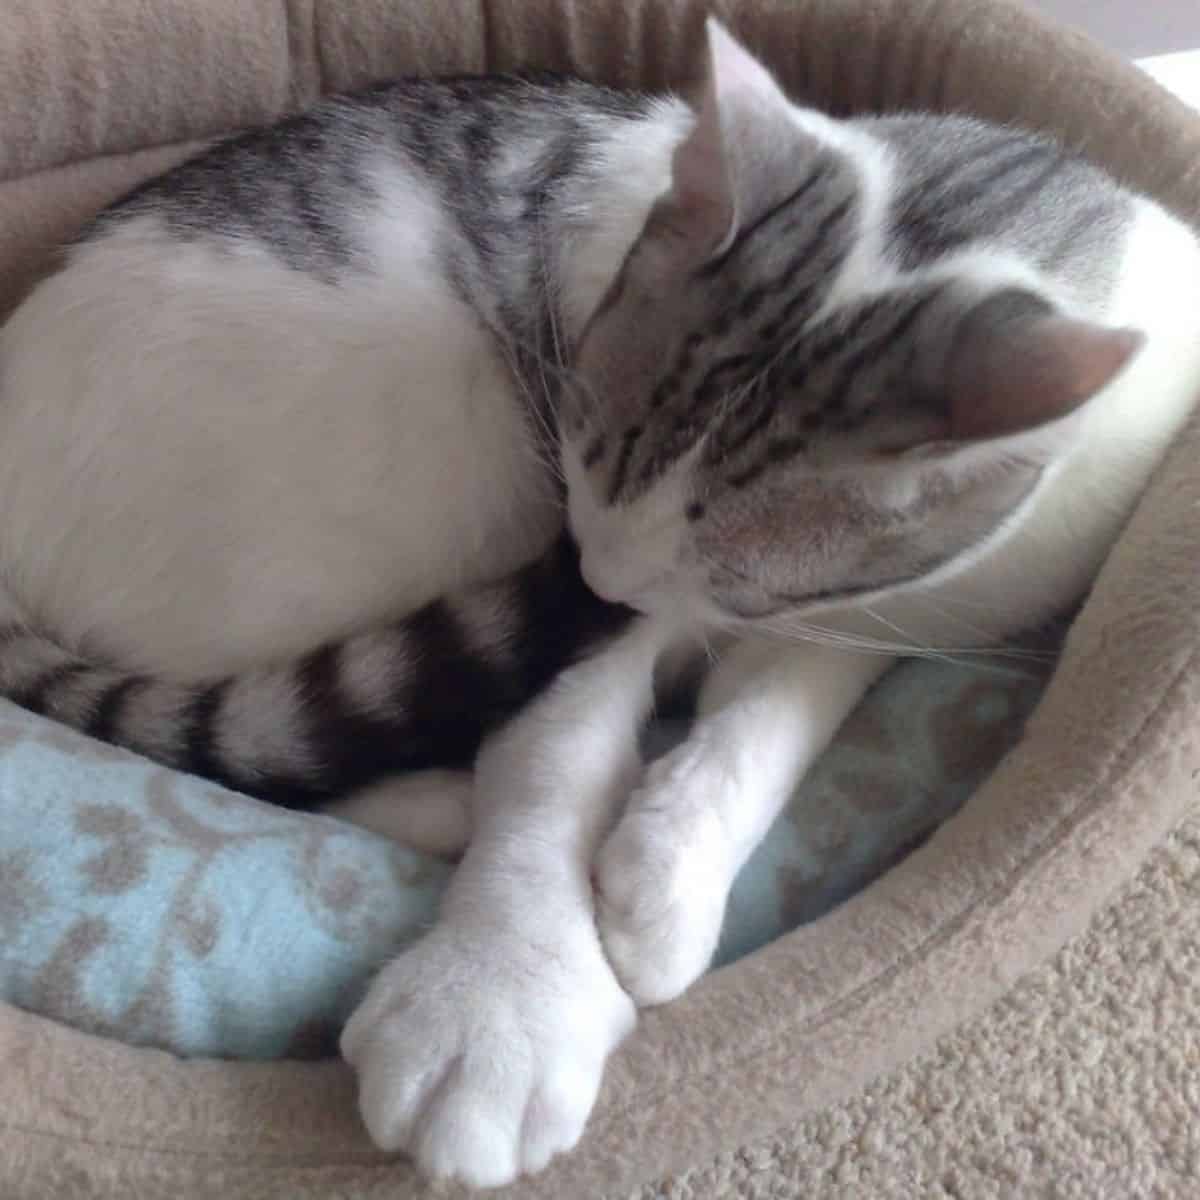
[0,535,634,807]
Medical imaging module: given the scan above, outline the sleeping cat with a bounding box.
[1,16,1198,1188]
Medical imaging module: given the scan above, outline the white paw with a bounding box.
[595,751,733,1007]
[340,914,636,1187]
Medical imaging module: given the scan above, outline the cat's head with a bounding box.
[562,20,1143,629]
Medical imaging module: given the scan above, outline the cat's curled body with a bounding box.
[1,19,1199,1187]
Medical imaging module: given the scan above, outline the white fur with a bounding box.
[0,188,559,679]
[342,618,665,1184]
[597,636,890,1003]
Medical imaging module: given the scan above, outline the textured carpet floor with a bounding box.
[630,800,1200,1198]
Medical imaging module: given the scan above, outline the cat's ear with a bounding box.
[945,290,1145,440]
[646,19,804,262]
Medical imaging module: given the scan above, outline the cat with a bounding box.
[1,15,1198,1188]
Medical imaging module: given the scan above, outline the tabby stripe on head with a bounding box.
[627,188,860,492]
[807,293,943,438]
[822,287,945,406]
[972,155,1066,242]
[606,425,644,504]
[927,143,1053,216]
[752,196,855,342]
[708,386,777,463]
[760,195,855,311]
[792,292,896,381]
[697,160,831,279]
[726,289,945,490]
[582,435,607,467]
[677,194,856,428]
[608,178,856,499]
[726,433,815,488]
[1048,197,1122,262]
[899,144,1058,262]
[689,354,756,412]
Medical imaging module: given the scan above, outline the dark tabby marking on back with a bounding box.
[0,536,632,808]
[88,74,661,449]
[90,75,651,280]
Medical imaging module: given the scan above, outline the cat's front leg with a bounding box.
[596,637,893,1006]
[340,618,663,1187]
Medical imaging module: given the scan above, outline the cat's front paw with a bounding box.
[340,914,635,1187]
[595,754,733,1006]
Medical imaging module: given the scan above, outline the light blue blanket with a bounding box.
[0,649,1050,1059]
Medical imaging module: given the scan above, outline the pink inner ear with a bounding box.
[664,80,735,252]
[950,315,1146,440]
[654,19,792,258]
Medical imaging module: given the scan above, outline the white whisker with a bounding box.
[741,610,1054,680]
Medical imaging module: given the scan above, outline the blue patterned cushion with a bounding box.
[0,649,1050,1059]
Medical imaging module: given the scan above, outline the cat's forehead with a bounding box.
[574,120,1002,505]
[631,152,867,411]
[692,143,861,304]
[587,281,945,509]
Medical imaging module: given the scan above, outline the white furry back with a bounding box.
[0,194,561,678]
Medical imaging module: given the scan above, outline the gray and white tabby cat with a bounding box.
[1,17,1198,1187]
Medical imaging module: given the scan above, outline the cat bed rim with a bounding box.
[3,0,1200,1195]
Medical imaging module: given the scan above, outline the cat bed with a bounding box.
[3,1,1200,1196]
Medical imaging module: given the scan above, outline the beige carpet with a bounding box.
[631,801,1200,1198]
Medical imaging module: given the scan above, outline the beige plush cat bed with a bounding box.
[3,1,1200,1197]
